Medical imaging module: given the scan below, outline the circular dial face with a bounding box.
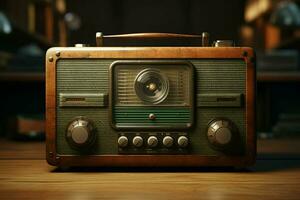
[66,117,96,149]
[134,68,169,104]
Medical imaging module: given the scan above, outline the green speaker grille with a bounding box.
[56,59,110,92]
[113,106,191,124]
[194,60,245,93]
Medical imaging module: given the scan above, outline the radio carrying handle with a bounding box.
[95,32,209,47]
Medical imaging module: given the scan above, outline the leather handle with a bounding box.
[96,32,209,47]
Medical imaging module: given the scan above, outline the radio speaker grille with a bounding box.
[193,59,246,93]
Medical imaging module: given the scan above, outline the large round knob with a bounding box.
[207,119,238,149]
[118,136,128,148]
[132,136,143,148]
[177,136,189,148]
[147,136,158,148]
[163,136,174,148]
[66,117,96,149]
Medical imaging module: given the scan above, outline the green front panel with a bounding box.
[193,60,246,154]
[56,59,246,155]
[56,60,116,155]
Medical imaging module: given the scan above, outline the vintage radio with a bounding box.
[46,33,256,167]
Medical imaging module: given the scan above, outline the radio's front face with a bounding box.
[55,55,247,157]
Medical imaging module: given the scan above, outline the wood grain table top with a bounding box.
[0,139,300,200]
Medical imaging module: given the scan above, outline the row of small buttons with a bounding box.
[118,135,188,148]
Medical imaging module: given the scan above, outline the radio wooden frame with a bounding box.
[46,47,256,167]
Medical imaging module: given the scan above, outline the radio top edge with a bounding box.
[73,32,235,48]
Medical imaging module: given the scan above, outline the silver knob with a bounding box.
[71,125,89,144]
[132,136,143,148]
[163,136,174,148]
[118,136,128,148]
[147,136,158,148]
[177,136,189,148]
[207,119,237,149]
[66,117,96,149]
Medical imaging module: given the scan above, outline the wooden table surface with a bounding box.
[0,139,300,200]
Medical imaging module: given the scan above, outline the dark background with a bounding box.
[0,0,300,140]
[0,0,246,46]
[65,0,245,45]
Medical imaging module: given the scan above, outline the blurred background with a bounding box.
[0,0,300,157]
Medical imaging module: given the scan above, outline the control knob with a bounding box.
[132,136,143,148]
[177,136,189,148]
[118,136,128,148]
[163,136,174,148]
[207,119,238,150]
[147,136,158,148]
[66,117,96,149]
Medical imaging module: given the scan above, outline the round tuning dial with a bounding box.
[147,136,158,148]
[66,117,96,149]
[132,136,144,148]
[207,119,238,150]
[118,136,128,148]
[177,136,189,148]
[163,136,174,148]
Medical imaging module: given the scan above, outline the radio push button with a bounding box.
[147,136,158,148]
[163,136,174,148]
[177,136,189,148]
[132,136,144,148]
[118,136,128,148]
